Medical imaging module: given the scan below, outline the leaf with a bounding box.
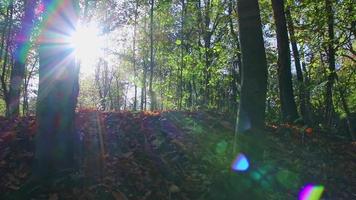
[175,39,182,45]
[215,140,228,155]
[7,185,20,190]
[169,184,180,193]
[112,191,128,200]
[48,193,59,200]
[120,151,134,158]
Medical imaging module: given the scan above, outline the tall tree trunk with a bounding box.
[35,0,79,179]
[271,0,298,122]
[237,0,268,132]
[325,0,336,127]
[203,0,211,106]
[141,59,147,110]
[178,0,185,110]
[301,49,313,123]
[141,15,147,111]
[8,0,36,118]
[228,0,241,115]
[1,3,14,117]
[23,56,38,116]
[236,0,268,167]
[149,0,156,111]
[132,0,138,111]
[286,7,310,125]
[338,86,355,141]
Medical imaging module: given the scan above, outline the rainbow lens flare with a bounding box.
[299,184,324,200]
[231,153,249,171]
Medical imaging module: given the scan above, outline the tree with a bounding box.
[149,0,156,110]
[8,0,36,118]
[34,0,80,178]
[95,58,113,110]
[0,3,14,117]
[132,0,138,111]
[237,0,268,132]
[285,6,311,125]
[324,0,336,127]
[271,0,298,122]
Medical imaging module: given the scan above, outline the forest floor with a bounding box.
[0,111,355,200]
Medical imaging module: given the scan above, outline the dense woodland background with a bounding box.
[0,0,355,133]
[0,0,355,199]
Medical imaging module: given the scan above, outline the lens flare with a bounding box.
[231,153,249,171]
[69,24,102,59]
[299,184,324,200]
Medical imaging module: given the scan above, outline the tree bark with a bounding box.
[237,0,268,132]
[338,86,355,141]
[141,14,148,111]
[8,0,36,118]
[132,0,138,111]
[1,4,13,117]
[228,0,241,115]
[325,0,336,127]
[149,0,156,110]
[178,0,185,110]
[35,0,79,179]
[286,7,311,125]
[271,0,298,122]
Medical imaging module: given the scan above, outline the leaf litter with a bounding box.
[0,111,355,199]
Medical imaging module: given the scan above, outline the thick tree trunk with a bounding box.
[236,0,268,166]
[237,0,268,132]
[8,0,36,118]
[271,0,298,122]
[35,0,79,179]
[325,0,336,127]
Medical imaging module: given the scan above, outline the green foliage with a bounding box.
[0,99,5,116]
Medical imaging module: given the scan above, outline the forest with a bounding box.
[0,0,355,199]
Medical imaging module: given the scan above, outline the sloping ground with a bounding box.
[0,111,355,199]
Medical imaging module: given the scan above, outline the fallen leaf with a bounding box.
[48,193,59,200]
[7,185,20,190]
[169,184,180,193]
[112,191,129,200]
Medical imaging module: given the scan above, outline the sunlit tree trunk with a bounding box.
[271,0,298,122]
[8,0,36,118]
[35,0,79,178]
[149,0,156,110]
[237,0,268,132]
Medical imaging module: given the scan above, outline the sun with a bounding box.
[69,23,103,74]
